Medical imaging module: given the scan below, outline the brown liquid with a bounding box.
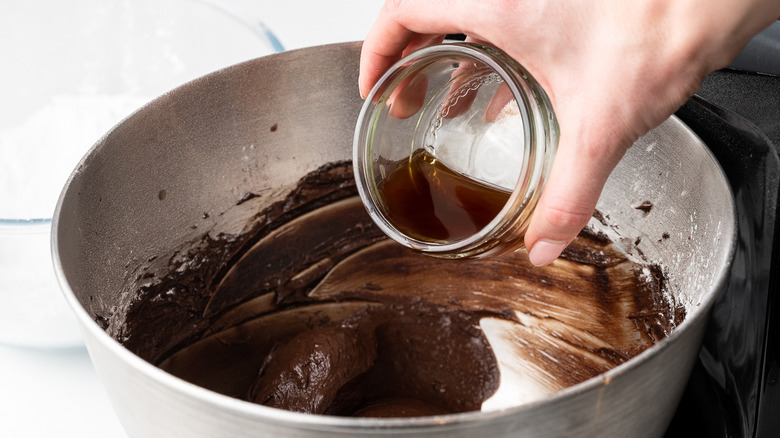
[378,149,511,243]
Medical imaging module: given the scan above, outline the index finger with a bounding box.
[359,19,416,98]
[358,0,473,98]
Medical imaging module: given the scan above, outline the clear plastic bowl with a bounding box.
[0,0,282,348]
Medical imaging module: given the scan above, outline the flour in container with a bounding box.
[0,94,150,219]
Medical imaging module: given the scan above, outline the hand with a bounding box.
[359,0,780,265]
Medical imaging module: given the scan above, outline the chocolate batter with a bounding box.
[115,161,684,418]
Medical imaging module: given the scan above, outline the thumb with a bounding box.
[523,132,627,266]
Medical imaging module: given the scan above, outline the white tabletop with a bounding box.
[0,1,382,436]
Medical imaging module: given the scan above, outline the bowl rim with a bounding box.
[0,218,51,233]
[50,43,738,433]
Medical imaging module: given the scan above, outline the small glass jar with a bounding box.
[354,43,558,258]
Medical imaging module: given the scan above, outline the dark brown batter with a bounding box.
[115,161,684,418]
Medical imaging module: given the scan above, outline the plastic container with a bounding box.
[354,43,558,258]
[0,0,282,348]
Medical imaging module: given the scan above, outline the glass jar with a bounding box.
[354,42,559,258]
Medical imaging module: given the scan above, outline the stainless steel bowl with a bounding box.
[52,42,735,438]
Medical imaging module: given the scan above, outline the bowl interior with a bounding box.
[53,42,735,434]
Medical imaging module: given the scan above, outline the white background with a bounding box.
[0,1,383,436]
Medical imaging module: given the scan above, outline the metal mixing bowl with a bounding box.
[52,42,735,437]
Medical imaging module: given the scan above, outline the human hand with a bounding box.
[359,0,780,265]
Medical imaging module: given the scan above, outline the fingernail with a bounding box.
[528,239,567,266]
[358,76,367,100]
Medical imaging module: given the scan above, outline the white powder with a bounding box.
[432,99,525,191]
[0,94,150,219]
[0,95,149,347]
[0,0,280,348]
